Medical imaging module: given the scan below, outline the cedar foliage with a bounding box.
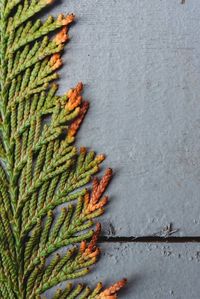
[0,0,126,298]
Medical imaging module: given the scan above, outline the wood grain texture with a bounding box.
[51,0,200,236]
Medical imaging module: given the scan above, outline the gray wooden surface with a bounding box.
[49,0,200,298]
[54,0,200,237]
[46,243,200,299]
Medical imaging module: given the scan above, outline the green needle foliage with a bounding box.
[0,0,126,298]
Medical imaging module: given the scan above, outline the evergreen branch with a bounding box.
[0,1,127,298]
[8,14,74,54]
[50,276,127,299]
[7,41,65,81]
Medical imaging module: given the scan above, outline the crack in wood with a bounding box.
[99,236,200,243]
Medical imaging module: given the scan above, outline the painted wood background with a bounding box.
[48,0,200,298]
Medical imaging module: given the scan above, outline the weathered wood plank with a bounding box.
[52,0,200,236]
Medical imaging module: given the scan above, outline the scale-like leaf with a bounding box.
[0,0,126,298]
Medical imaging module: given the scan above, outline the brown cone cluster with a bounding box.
[97,279,127,299]
[80,223,101,261]
[84,168,112,214]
